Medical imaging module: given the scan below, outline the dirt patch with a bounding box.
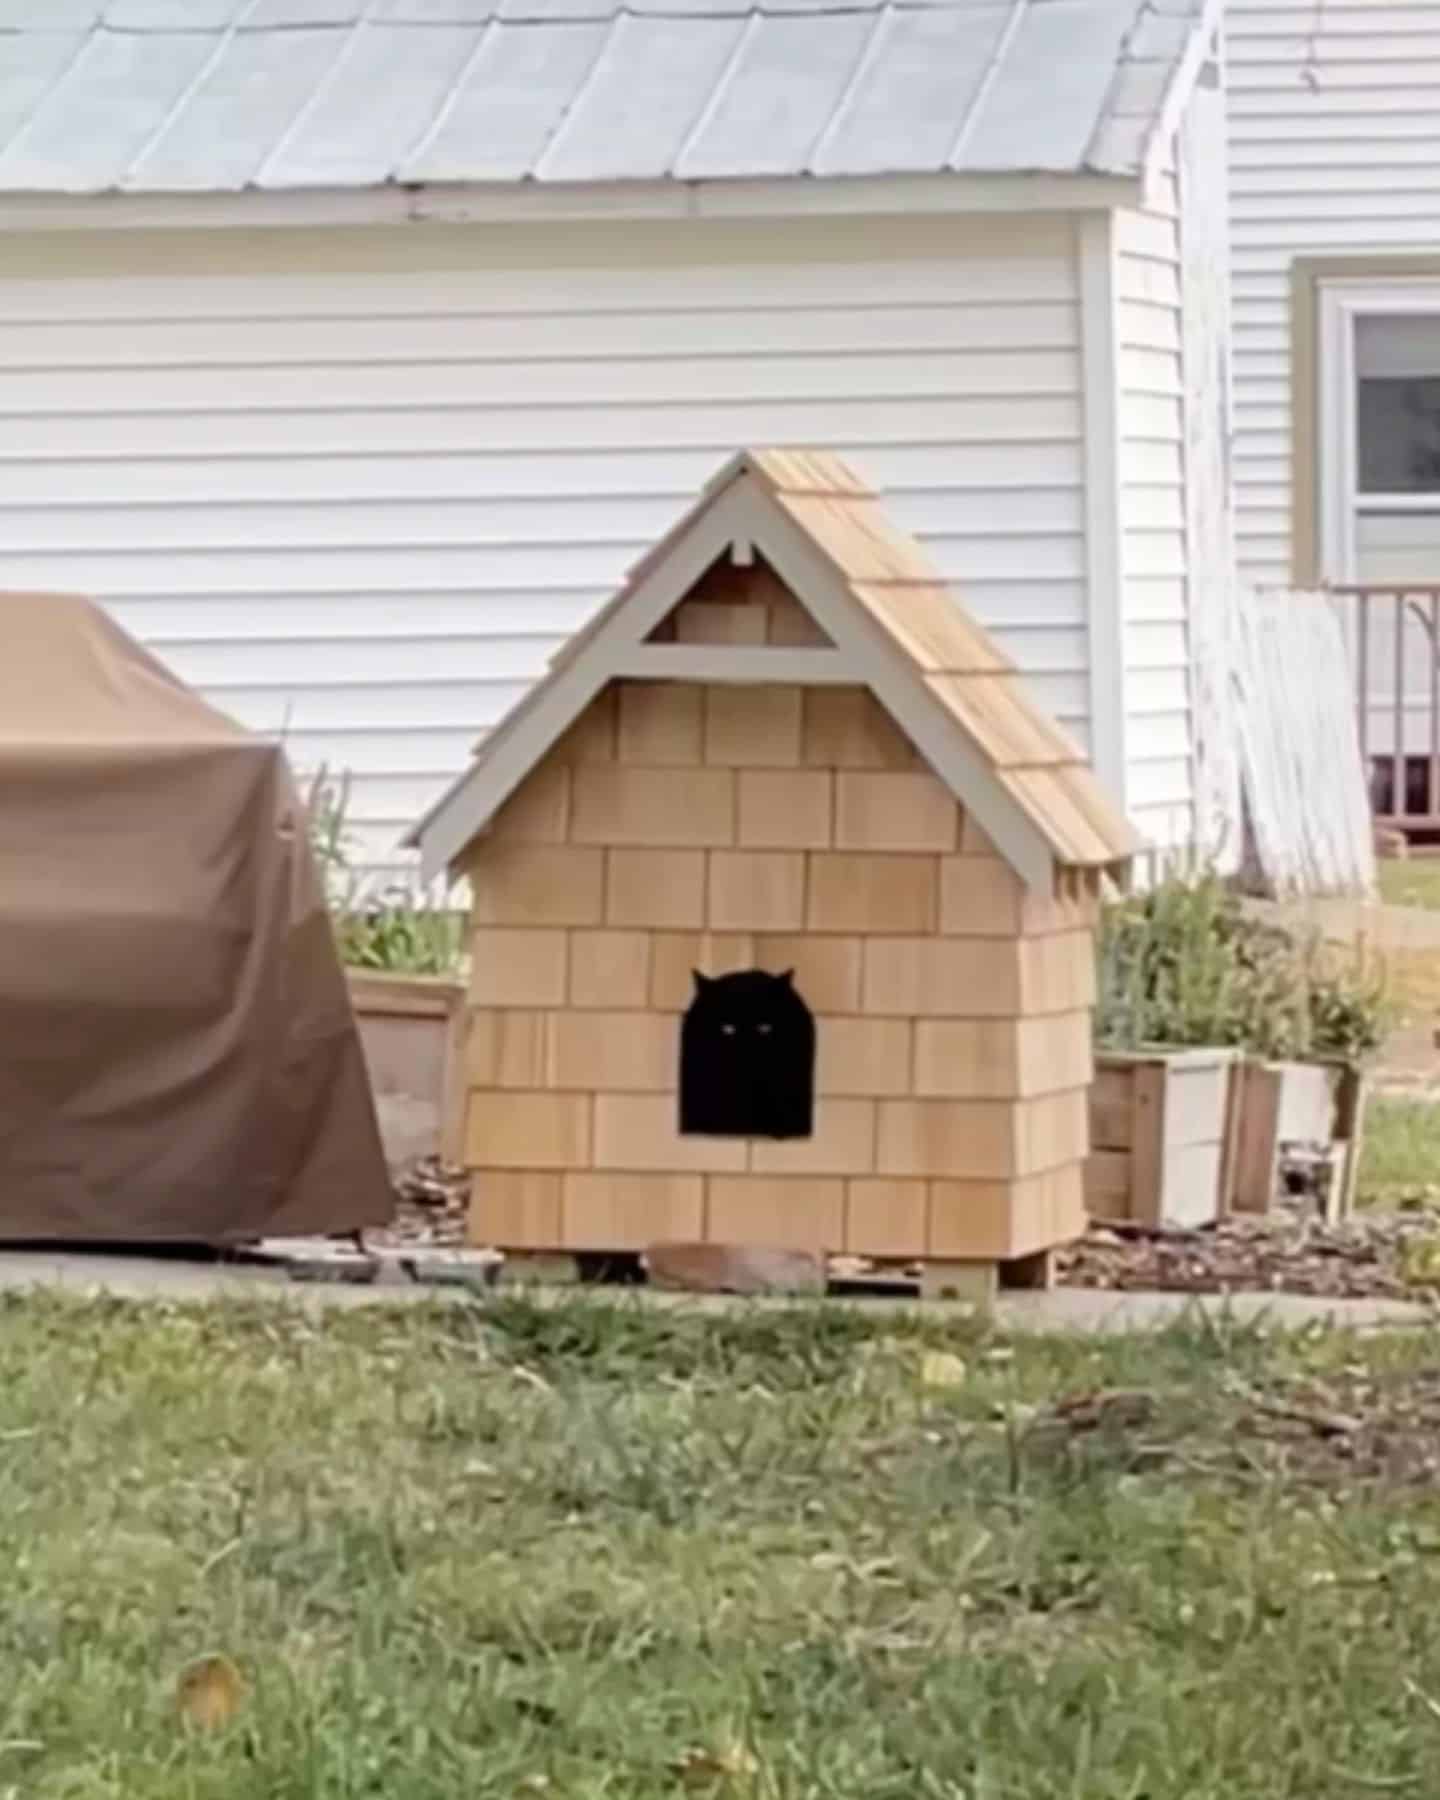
[1231,1369,1440,1488]
[1030,1367,1440,1492]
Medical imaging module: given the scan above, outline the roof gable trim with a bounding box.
[733,492,1058,888]
[409,480,756,881]
[410,458,1098,890]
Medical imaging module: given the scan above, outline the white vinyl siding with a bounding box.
[0,214,1088,873]
[1108,63,1235,859]
[1227,0,1440,586]
[1115,163,1193,848]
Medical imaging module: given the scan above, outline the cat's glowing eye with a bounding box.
[720,1023,737,1036]
[755,1023,774,1035]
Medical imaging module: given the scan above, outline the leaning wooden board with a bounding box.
[1086,1049,1238,1228]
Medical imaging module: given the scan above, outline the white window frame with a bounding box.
[1318,278,1440,584]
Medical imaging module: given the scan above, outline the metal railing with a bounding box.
[1329,584,1440,834]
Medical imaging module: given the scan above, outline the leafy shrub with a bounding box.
[303,766,463,978]
[1096,869,1390,1064]
[334,896,464,978]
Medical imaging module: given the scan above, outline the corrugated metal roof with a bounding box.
[0,0,1208,194]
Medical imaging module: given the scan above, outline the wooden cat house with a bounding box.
[409,450,1138,1295]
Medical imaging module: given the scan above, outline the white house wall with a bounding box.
[1114,177,1193,851]
[0,214,1091,875]
[1105,64,1235,861]
[1227,0,1440,586]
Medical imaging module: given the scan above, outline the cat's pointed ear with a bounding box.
[778,968,796,987]
[692,969,713,993]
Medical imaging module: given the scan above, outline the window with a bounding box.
[1312,277,1440,819]
[1318,284,1440,583]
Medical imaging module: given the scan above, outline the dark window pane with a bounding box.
[1358,377,1440,492]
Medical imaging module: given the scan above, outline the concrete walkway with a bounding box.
[991,1284,1431,1333]
[0,1249,1430,1333]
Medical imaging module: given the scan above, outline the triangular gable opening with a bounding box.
[644,551,834,650]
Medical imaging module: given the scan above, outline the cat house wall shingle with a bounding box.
[458,671,1101,1266]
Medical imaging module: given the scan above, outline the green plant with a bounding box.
[303,763,355,910]
[1096,869,1390,1063]
[1304,946,1393,1062]
[302,764,462,977]
[334,893,464,977]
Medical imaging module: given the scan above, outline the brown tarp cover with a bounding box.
[0,593,393,1240]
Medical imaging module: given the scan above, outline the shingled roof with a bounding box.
[410,447,1140,889]
[0,0,1213,193]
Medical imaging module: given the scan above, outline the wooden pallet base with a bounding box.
[1001,1246,1058,1291]
[918,1260,998,1304]
[499,1251,584,1286]
[916,1248,1055,1303]
[496,1244,1057,1301]
[500,1250,649,1286]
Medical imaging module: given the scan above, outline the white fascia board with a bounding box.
[0,171,1142,235]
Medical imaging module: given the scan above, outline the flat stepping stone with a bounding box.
[285,1257,379,1285]
[245,1238,381,1284]
[395,1248,502,1289]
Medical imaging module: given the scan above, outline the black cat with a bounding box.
[679,968,815,1140]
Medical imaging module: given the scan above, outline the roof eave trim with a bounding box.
[1135,0,1225,199]
[409,484,758,883]
[413,469,1064,892]
[0,169,1144,234]
[747,503,1058,890]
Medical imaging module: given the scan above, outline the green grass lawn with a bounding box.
[11,1294,1440,1797]
[1361,1093,1440,1204]
[1378,858,1440,912]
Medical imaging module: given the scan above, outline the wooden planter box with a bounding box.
[346,971,466,1168]
[1086,1048,1238,1228]
[1225,1057,1367,1222]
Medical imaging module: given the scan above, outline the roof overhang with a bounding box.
[0,170,1144,236]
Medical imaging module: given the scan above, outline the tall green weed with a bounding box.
[1096,868,1388,1063]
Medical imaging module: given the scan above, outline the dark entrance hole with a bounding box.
[678,969,815,1139]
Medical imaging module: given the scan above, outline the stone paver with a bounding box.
[0,1249,1429,1333]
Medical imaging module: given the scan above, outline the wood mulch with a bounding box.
[382,1157,469,1248]
[1057,1206,1439,1304]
